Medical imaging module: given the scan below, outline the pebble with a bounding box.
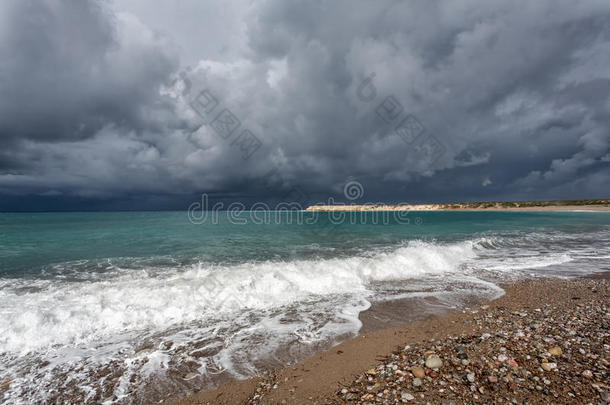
[411,367,425,379]
[401,392,415,401]
[582,370,593,378]
[412,378,422,387]
[488,376,498,383]
[541,362,557,371]
[549,346,563,356]
[425,355,443,369]
[467,373,475,383]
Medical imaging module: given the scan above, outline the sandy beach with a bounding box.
[174,274,609,405]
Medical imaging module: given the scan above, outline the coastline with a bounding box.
[173,273,609,405]
[305,201,610,212]
[305,205,610,212]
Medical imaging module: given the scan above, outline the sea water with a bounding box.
[1,210,609,403]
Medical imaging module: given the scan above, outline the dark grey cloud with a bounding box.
[0,0,179,143]
[1,0,609,210]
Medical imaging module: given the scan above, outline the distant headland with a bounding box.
[306,199,610,212]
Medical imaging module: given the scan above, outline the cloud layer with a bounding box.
[1,0,610,209]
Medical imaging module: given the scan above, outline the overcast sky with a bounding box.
[1,0,609,210]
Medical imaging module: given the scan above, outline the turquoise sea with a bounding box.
[1,210,610,403]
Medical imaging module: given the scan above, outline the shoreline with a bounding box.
[174,273,609,404]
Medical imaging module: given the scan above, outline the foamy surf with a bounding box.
[0,240,476,353]
[1,231,609,404]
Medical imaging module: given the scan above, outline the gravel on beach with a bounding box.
[335,279,609,405]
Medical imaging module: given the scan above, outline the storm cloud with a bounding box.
[1,0,609,210]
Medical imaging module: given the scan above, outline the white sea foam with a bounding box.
[0,240,477,353]
[476,253,574,271]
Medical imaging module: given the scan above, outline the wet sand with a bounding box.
[173,272,609,405]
